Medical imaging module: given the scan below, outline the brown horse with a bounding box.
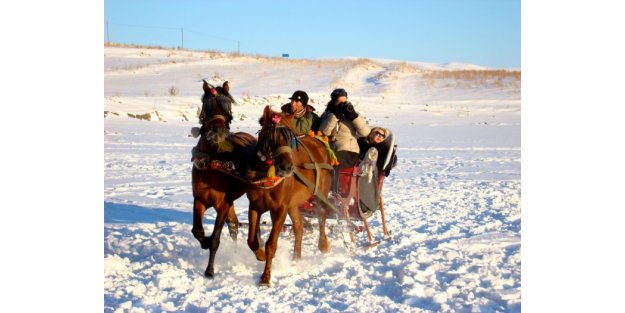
[246,105,334,286]
[191,80,257,278]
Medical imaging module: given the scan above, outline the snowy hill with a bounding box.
[104,45,521,312]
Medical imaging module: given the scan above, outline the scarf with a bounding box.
[293,107,306,119]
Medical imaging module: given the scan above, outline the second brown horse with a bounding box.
[246,105,334,286]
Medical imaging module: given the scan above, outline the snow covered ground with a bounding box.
[104,46,521,312]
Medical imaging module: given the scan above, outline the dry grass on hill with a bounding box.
[422,69,520,88]
[105,42,520,89]
[389,62,419,73]
[423,69,520,81]
[105,42,170,50]
[351,58,382,69]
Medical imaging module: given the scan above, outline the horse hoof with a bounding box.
[259,276,271,287]
[319,242,331,254]
[255,249,266,261]
[204,270,215,279]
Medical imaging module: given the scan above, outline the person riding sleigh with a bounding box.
[279,90,321,135]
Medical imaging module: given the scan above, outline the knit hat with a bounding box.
[330,88,348,101]
[289,90,309,106]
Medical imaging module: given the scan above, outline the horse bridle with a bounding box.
[205,114,226,125]
[258,123,295,163]
[202,114,229,143]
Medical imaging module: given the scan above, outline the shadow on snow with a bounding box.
[104,201,190,224]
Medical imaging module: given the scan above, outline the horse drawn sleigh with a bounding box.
[191,81,397,285]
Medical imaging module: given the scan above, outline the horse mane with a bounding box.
[230,131,258,168]
[258,106,295,130]
[257,106,296,157]
[201,85,235,126]
[279,113,295,130]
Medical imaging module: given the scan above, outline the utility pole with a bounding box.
[106,20,109,43]
[238,40,240,55]
[181,28,184,49]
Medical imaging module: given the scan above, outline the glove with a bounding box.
[326,103,343,119]
[342,102,359,121]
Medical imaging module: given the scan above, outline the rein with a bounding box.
[192,148,249,183]
[291,136,357,230]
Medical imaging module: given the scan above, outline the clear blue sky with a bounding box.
[104,0,520,68]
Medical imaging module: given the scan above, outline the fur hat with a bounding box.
[289,90,309,106]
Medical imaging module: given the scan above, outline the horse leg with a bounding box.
[247,209,266,261]
[191,197,209,249]
[259,208,288,286]
[225,203,239,241]
[256,220,265,251]
[317,206,331,253]
[288,207,303,260]
[204,201,230,278]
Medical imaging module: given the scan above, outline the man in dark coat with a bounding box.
[280,90,320,135]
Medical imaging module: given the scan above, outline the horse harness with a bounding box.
[261,126,351,224]
[257,124,333,192]
[191,121,247,183]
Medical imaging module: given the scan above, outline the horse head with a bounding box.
[199,80,234,146]
[257,105,297,177]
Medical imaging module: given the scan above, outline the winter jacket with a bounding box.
[319,106,370,154]
[280,104,321,135]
